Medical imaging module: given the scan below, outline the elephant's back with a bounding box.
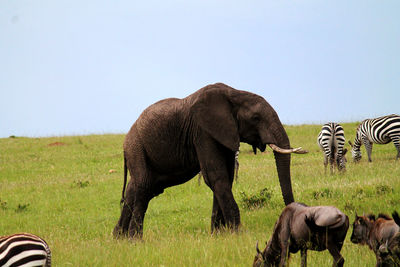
[124,97,197,172]
[139,97,184,129]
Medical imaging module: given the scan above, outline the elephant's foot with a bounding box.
[211,222,240,235]
[211,212,225,233]
[333,256,344,267]
[113,225,128,239]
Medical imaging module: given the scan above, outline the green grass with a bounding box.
[1,123,399,266]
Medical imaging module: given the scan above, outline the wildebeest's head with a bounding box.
[377,235,400,267]
[253,242,265,267]
[253,241,280,267]
[351,213,375,244]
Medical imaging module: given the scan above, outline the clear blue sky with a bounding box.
[1,1,399,138]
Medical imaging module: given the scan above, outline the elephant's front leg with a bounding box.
[211,194,225,233]
[212,178,240,230]
[196,138,239,232]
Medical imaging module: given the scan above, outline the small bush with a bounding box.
[312,188,333,200]
[15,203,30,213]
[352,188,366,200]
[376,184,393,195]
[344,200,356,212]
[240,188,272,210]
[73,180,90,188]
[0,199,8,210]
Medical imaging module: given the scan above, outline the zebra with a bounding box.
[348,114,400,162]
[0,233,51,267]
[317,122,348,173]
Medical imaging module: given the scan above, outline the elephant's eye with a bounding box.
[252,115,260,122]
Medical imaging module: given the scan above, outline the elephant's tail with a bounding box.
[120,153,128,207]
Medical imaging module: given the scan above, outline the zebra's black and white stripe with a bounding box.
[350,114,400,162]
[317,122,347,172]
[0,233,51,267]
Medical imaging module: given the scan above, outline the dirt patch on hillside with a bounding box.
[47,142,67,147]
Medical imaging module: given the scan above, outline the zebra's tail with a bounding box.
[34,234,52,267]
[44,242,52,267]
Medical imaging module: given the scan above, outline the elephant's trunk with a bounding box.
[274,151,294,205]
[268,124,296,205]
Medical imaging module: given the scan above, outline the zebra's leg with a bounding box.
[363,138,373,162]
[323,154,328,174]
[390,136,400,160]
[329,153,335,174]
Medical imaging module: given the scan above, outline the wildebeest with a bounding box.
[376,212,400,266]
[253,202,349,267]
[351,213,400,266]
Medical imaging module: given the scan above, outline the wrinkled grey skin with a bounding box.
[113,83,306,239]
[253,202,349,267]
[351,213,400,267]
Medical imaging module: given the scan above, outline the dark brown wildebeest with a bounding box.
[253,202,349,267]
[376,212,400,267]
[351,213,400,266]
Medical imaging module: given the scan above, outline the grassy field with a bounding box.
[1,123,399,266]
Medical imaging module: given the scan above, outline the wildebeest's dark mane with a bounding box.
[377,213,392,220]
[364,214,376,221]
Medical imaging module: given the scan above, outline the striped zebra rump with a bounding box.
[0,233,51,267]
[317,123,347,172]
[318,123,346,156]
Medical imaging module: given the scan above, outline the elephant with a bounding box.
[113,83,308,239]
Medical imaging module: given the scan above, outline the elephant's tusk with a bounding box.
[268,144,308,154]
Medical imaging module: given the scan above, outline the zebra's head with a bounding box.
[352,148,362,162]
[348,140,362,162]
[349,125,364,163]
[337,148,348,171]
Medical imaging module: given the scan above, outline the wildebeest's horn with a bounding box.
[256,241,261,254]
[268,144,308,154]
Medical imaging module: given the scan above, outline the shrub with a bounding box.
[375,184,393,195]
[311,188,333,200]
[0,199,7,210]
[240,188,272,210]
[15,203,30,213]
[72,180,90,188]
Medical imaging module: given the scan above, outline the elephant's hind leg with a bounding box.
[128,186,152,239]
[113,201,133,238]
[113,178,137,238]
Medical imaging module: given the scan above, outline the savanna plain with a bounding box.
[1,123,399,266]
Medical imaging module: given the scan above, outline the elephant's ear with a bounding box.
[191,91,240,152]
